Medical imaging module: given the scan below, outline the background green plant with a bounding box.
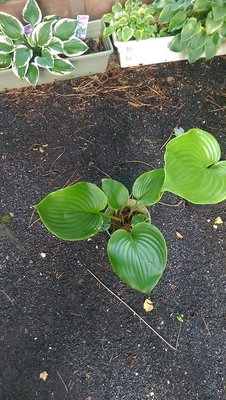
[102,0,226,62]
[36,129,226,295]
[0,0,88,85]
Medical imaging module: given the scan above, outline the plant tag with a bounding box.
[76,15,89,40]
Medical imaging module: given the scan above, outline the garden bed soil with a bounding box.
[0,55,226,400]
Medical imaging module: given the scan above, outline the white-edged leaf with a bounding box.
[0,52,12,69]
[47,37,64,54]
[32,21,53,46]
[34,48,53,68]
[54,18,77,41]
[63,37,88,57]
[12,62,29,79]
[48,57,75,75]
[13,45,33,67]
[22,0,42,26]
[0,35,14,54]
[25,62,39,86]
[0,12,24,39]
[26,33,36,47]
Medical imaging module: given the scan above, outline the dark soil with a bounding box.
[0,55,226,400]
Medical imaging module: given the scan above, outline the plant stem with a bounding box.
[100,212,122,222]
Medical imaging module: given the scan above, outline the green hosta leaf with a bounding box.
[0,52,11,69]
[54,18,77,41]
[170,33,189,52]
[26,33,36,47]
[116,28,123,41]
[0,12,24,39]
[134,29,143,40]
[101,12,114,23]
[181,17,198,42]
[122,26,134,41]
[188,45,204,62]
[102,179,129,210]
[159,4,176,24]
[220,21,226,37]
[12,62,28,79]
[103,24,115,37]
[131,214,147,227]
[169,10,187,32]
[22,0,42,26]
[47,37,64,54]
[204,33,220,59]
[34,48,54,68]
[112,2,123,14]
[164,128,226,204]
[193,0,211,12]
[0,35,14,53]
[206,11,223,35]
[25,62,39,86]
[63,37,88,57]
[32,21,53,46]
[190,27,207,49]
[108,222,167,294]
[133,169,165,206]
[36,182,107,240]
[114,16,128,29]
[212,2,226,21]
[48,57,75,75]
[13,45,32,68]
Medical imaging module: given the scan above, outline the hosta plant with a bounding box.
[35,129,226,295]
[102,0,226,62]
[0,0,88,86]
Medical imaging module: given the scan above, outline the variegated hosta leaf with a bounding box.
[13,45,33,68]
[22,0,42,27]
[34,48,54,68]
[0,35,14,54]
[48,57,75,75]
[63,37,88,57]
[102,178,129,210]
[132,169,165,206]
[26,33,36,47]
[43,15,61,23]
[35,182,107,240]
[0,53,12,69]
[54,18,77,41]
[25,62,39,86]
[164,128,226,204]
[31,21,53,47]
[47,37,64,54]
[107,222,167,294]
[0,12,24,39]
[12,62,29,79]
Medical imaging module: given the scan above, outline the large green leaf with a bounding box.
[170,33,189,52]
[48,57,75,75]
[188,45,204,62]
[25,62,39,86]
[181,17,198,42]
[169,10,187,32]
[32,21,53,46]
[212,2,226,21]
[0,12,24,39]
[54,18,77,41]
[0,52,12,69]
[0,35,14,53]
[22,0,42,26]
[205,11,223,35]
[35,182,107,240]
[204,33,220,59]
[63,37,88,57]
[132,169,165,206]
[102,178,129,210]
[107,222,167,294]
[34,48,54,68]
[13,45,32,68]
[190,27,207,49]
[164,128,226,204]
[159,4,176,24]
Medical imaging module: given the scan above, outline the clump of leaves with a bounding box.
[35,129,226,295]
[102,0,226,62]
[0,0,88,85]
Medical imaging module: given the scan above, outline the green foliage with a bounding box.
[102,0,226,62]
[0,0,88,85]
[36,129,226,295]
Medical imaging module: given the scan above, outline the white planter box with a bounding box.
[113,34,226,67]
[0,20,113,92]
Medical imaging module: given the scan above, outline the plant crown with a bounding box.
[102,0,226,62]
[0,0,88,85]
